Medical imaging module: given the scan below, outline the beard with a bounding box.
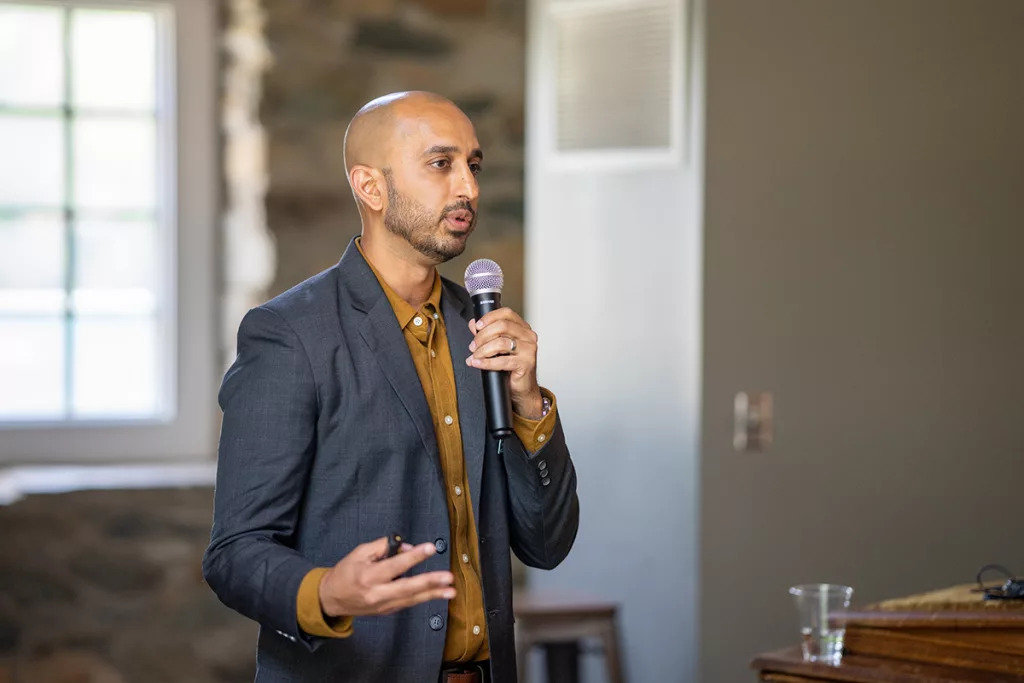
[382,169,475,264]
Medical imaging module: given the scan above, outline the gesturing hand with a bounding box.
[318,537,455,618]
[466,308,544,420]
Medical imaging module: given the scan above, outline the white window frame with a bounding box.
[540,0,689,172]
[0,0,217,465]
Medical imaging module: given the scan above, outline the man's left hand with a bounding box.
[466,309,544,420]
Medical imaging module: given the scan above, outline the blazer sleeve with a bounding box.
[501,389,580,570]
[201,305,324,650]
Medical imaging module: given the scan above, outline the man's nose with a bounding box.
[454,164,479,202]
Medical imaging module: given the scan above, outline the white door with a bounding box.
[524,1,704,680]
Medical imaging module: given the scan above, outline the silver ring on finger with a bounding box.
[508,337,517,353]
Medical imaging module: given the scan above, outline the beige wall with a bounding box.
[701,1,1024,681]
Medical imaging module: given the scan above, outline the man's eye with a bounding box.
[432,159,450,169]
[470,162,482,175]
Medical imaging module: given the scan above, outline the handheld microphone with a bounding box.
[464,259,513,439]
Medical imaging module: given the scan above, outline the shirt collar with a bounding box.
[355,236,442,330]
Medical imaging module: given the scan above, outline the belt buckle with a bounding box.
[440,662,487,682]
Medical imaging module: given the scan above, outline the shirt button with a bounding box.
[462,553,469,564]
[473,625,481,636]
[434,538,448,554]
[537,434,546,443]
[433,313,439,320]
[430,349,436,358]
[454,486,462,496]
[413,316,423,326]
[444,415,454,425]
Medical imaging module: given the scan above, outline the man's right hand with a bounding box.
[317,536,455,617]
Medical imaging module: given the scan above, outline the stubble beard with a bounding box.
[382,169,475,265]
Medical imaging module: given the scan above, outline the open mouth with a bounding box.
[444,209,475,232]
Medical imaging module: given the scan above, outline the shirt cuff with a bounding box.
[296,567,354,638]
[512,387,557,452]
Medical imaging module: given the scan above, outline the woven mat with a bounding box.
[868,583,1024,613]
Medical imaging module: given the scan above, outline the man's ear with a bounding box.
[350,166,384,212]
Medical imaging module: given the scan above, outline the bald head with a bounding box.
[342,91,483,265]
[343,91,462,177]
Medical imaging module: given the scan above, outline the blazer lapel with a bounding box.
[338,240,442,475]
[443,284,487,525]
[357,299,441,470]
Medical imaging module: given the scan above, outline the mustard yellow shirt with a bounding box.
[296,239,557,663]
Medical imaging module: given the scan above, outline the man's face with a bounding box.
[382,103,482,264]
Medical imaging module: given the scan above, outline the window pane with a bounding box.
[74,220,158,291]
[0,5,64,108]
[0,317,65,420]
[0,215,66,289]
[71,9,156,111]
[72,317,159,418]
[0,115,65,206]
[0,290,66,315]
[73,118,156,210]
[70,289,156,317]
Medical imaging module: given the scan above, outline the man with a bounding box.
[202,91,580,683]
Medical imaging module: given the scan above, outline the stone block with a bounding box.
[22,651,124,683]
[353,19,453,57]
[263,68,368,123]
[453,94,496,118]
[0,566,75,605]
[502,105,525,146]
[482,197,524,222]
[68,550,162,593]
[0,617,17,655]
[102,512,196,540]
[192,626,261,682]
[447,25,524,100]
[266,188,353,227]
[326,0,399,18]
[409,0,487,16]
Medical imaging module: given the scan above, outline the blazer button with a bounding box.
[541,477,551,487]
[434,538,448,554]
[429,614,445,631]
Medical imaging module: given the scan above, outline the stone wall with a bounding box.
[261,0,528,312]
[237,0,530,600]
[0,488,257,683]
[0,4,529,681]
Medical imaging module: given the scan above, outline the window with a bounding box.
[0,0,216,463]
[539,0,688,170]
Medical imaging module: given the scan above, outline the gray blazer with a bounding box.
[203,239,580,683]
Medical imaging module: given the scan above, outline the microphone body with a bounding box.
[470,290,514,439]
[465,258,513,440]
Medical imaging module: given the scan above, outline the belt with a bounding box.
[438,661,490,683]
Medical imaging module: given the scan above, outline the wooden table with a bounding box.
[752,584,1024,682]
[753,646,1024,683]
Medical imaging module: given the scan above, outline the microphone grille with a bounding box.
[464,258,504,295]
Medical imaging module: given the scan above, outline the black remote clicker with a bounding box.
[381,533,403,560]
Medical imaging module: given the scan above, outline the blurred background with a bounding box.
[0,0,1022,681]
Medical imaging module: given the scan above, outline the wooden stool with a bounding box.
[513,591,625,683]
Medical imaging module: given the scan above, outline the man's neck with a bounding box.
[359,230,436,310]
